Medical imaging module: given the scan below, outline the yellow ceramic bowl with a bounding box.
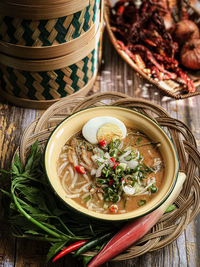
[44,106,179,221]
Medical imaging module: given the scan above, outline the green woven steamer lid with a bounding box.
[0,23,101,109]
[0,0,100,59]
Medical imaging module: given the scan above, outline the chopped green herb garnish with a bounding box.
[150,186,158,193]
[138,200,146,206]
[84,195,91,202]
[97,178,108,184]
[135,137,142,145]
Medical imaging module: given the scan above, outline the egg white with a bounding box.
[82,116,127,144]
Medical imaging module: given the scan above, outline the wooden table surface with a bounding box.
[0,31,200,267]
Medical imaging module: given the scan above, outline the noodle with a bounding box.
[58,161,68,176]
[66,193,80,198]
[72,153,78,166]
[71,172,78,189]
[81,149,92,166]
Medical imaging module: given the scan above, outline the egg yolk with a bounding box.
[97,123,123,143]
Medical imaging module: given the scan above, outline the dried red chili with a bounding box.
[110,0,196,92]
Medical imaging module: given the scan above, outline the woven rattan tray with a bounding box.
[105,0,200,99]
[17,92,200,260]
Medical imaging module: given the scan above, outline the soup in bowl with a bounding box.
[44,106,179,221]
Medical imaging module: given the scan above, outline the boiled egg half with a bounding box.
[82,116,127,144]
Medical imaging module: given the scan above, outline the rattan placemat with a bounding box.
[17,92,200,260]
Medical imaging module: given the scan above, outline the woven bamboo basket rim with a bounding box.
[0,24,101,71]
[0,19,100,60]
[104,0,200,99]
[15,91,200,260]
[0,0,91,19]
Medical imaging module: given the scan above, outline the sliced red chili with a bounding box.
[74,165,86,174]
[114,163,118,169]
[52,240,87,262]
[98,140,106,147]
[121,178,127,183]
[110,157,118,169]
[110,204,118,213]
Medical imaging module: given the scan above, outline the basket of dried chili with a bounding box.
[105,0,200,99]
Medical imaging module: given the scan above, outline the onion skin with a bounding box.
[173,20,199,45]
[163,13,174,31]
[181,39,200,70]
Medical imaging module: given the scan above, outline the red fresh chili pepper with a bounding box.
[110,157,118,169]
[52,240,87,262]
[74,165,86,174]
[99,140,106,147]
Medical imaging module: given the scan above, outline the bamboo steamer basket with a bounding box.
[0,24,102,109]
[0,0,100,59]
[0,1,104,109]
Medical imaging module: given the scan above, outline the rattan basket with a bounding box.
[16,92,200,261]
[105,0,200,99]
[0,0,100,59]
[0,1,104,109]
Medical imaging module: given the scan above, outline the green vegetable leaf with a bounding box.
[165,204,176,213]
[83,255,93,267]
[14,154,23,174]
[135,137,142,145]
[46,240,69,262]
[25,230,41,235]
[25,140,39,172]
[11,162,19,175]
[138,200,146,206]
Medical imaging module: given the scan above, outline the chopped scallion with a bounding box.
[138,200,146,206]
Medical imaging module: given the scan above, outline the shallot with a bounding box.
[181,39,200,70]
[173,20,199,45]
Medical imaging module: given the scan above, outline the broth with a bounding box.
[57,128,164,214]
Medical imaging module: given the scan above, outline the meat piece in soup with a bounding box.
[57,126,164,214]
